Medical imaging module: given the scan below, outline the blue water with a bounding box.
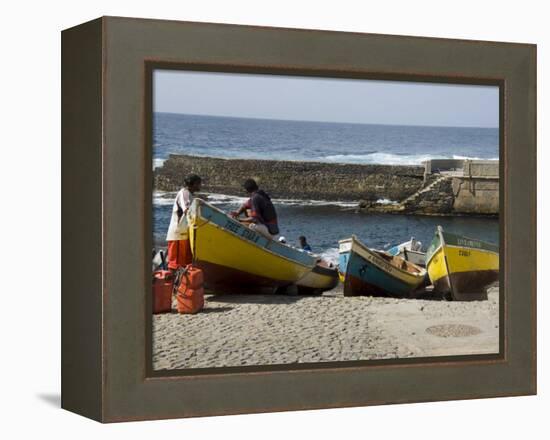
[153,113,498,167]
[152,112,499,262]
[153,198,499,263]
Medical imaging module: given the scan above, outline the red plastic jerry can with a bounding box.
[152,270,174,314]
[176,265,205,314]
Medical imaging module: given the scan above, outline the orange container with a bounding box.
[176,265,205,314]
[152,270,174,314]
[176,286,204,314]
[178,264,204,290]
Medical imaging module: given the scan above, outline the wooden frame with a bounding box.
[62,16,536,422]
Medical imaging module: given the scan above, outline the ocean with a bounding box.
[153,112,499,262]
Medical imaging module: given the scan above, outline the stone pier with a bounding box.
[155,154,425,202]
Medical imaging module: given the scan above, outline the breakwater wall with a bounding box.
[154,155,499,216]
[155,154,425,201]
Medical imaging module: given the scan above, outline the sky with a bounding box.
[153,70,499,128]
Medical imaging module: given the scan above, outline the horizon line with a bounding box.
[154,111,499,130]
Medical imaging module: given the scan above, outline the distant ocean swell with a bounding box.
[153,113,499,169]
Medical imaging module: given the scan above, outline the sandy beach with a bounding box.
[153,285,499,370]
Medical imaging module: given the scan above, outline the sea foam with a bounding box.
[323,152,498,166]
[153,191,359,209]
[319,247,340,266]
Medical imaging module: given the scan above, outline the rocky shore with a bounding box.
[152,286,499,370]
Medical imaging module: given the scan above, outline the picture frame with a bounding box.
[61,16,536,422]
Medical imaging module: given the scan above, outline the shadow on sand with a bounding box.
[409,289,447,301]
[199,306,235,313]
[205,292,308,305]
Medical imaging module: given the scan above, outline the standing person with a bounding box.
[230,178,279,239]
[166,174,202,270]
[298,235,312,252]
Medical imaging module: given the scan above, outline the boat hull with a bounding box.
[339,237,426,297]
[426,227,499,301]
[297,263,339,292]
[188,200,321,292]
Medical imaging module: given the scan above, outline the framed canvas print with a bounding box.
[61,16,536,422]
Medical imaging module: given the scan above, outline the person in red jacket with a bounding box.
[165,174,202,270]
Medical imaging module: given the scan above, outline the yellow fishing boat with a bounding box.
[187,199,338,293]
[296,259,339,294]
[426,226,499,301]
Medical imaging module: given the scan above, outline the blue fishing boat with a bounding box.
[338,235,427,297]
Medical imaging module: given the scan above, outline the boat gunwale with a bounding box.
[433,226,499,252]
[425,242,499,269]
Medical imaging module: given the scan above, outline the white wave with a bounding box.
[376,198,398,205]
[204,193,249,205]
[153,158,167,169]
[153,192,249,207]
[452,155,499,161]
[323,152,445,165]
[152,191,359,209]
[323,152,499,165]
[273,198,358,208]
[319,247,340,266]
[152,191,177,206]
[204,193,358,208]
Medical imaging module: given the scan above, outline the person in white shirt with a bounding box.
[166,174,202,270]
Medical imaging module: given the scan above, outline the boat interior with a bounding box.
[375,250,424,275]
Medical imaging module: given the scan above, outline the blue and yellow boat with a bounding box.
[426,226,499,301]
[338,236,427,297]
[187,199,338,293]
